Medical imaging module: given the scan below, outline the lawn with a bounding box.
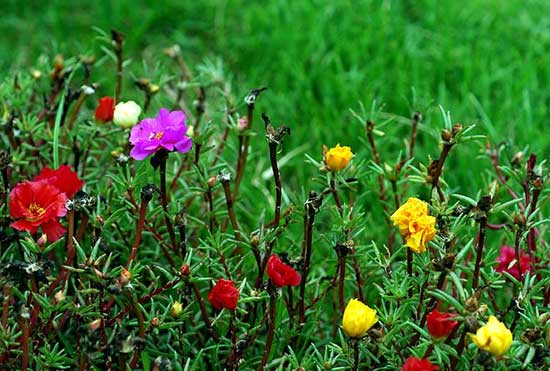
[1,0,549,370]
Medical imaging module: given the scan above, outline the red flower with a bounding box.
[95,96,115,122]
[266,254,301,287]
[34,165,83,198]
[9,165,83,242]
[402,357,439,371]
[9,181,68,241]
[426,309,458,338]
[496,245,532,279]
[208,278,240,311]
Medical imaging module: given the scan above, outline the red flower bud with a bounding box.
[207,278,239,311]
[426,309,458,338]
[95,96,115,122]
[402,357,439,371]
[266,254,301,287]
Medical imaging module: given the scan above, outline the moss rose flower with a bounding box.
[208,278,240,311]
[94,96,115,122]
[426,309,458,339]
[324,144,353,171]
[266,254,301,287]
[9,165,83,242]
[342,298,378,338]
[469,316,513,356]
[495,245,531,279]
[113,101,141,128]
[129,108,192,160]
[391,197,436,253]
[402,357,439,371]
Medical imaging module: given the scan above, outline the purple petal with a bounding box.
[130,145,153,160]
[175,138,192,154]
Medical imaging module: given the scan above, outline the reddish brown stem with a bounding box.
[126,198,149,268]
[259,292,277,371]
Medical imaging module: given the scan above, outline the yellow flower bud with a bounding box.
[390,197,436,253]
[342,299,378,338]
[469,316,513,356]
[170,301,183,318]
[324,144,353,171]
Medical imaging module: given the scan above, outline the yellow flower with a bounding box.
[469,316,513,356]
[390,197,436,253]
[342,299,378,338]
[324,144,353,171]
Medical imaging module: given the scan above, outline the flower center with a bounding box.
[149,131,164,141]
[27,203,46,221]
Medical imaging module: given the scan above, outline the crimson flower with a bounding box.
[207,278,240,311]
[33,165,84,198]
[426,309,458,338]
[9,181,68,241]
[9,165,83,242]
[266,254,301,287]
[95,96,115,122]
[496,245,532,279]
[402,357,439,371]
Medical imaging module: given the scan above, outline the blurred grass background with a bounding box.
[2,0,549,194]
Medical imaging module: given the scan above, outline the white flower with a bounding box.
[113,101,141,128]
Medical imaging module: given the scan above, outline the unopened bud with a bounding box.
[30,69,42,80]
[186,125,195,138]
[150,317,161,327]
[250,234,260,247]
[37,234,48,248]
[149,84,160,95]
[511,152,524,167]
[513,213,527,227]
[238,116,248,130]
[179,264,190,277]
[441,129,452,142]
[452,123,463,136]
[170,301,183,318]
[119,268,132,286]
[465,292,481,312]
[89,319,102,332]
[207,176,217,188]
[54,291,65,304]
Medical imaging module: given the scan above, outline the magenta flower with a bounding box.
[495,245,532,279]
[129,108,192,160]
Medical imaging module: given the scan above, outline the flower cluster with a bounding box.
[391,197,437,253]
[469,316,513,356]
[9,166,83,242]
[342,298,378,338]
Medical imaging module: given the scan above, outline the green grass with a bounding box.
[3,0,550,169]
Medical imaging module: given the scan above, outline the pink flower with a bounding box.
[496,245,531,279]
[129,108,192,160]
